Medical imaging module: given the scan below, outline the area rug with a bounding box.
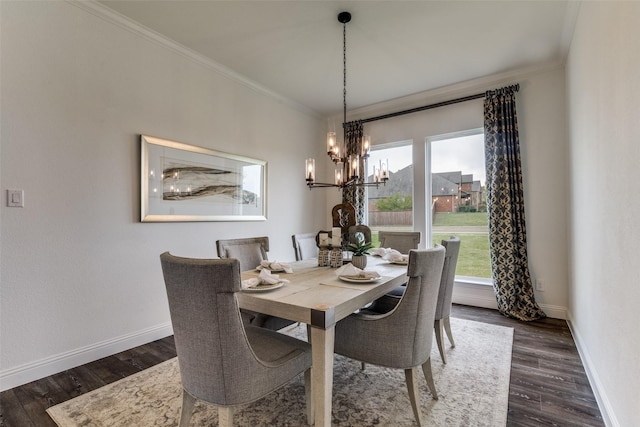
[47,318,513,426]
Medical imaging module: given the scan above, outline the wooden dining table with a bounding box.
[237,255,409,427]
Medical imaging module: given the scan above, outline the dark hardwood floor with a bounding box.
[0,305,604,426]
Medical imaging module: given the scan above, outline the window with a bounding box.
[429,130,491,280]
[366,142,413,246]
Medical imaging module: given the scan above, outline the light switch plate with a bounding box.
[7,189,24,207]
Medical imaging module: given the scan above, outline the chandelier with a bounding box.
[305,12,389,189]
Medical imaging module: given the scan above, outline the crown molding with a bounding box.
[67,0,321,119]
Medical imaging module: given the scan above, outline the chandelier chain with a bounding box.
[343,20,347,130]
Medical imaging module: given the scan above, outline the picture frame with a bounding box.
[140,135,267,222]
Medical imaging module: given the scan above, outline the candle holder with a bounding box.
[329,248,343,268]
[318,248,330,267]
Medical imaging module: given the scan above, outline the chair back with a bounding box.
[434,237,461,320]
[292,233,319,261]
[160,253,262,405]
[335,247,445,368]
[348,225,372,245]
[216,236,269,271]
[393,247,445,366]
[378,231,421,254]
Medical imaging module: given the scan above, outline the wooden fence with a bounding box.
[368,210,412,226]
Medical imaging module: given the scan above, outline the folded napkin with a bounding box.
[383,249,409,263]
[256,260,294,273]
[334,263,381,279]
[371,247,390,257]
[241,269,290,289]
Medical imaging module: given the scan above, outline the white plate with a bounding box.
[242,282,285,292]
[338,275,381,284]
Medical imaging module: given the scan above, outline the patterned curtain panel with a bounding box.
[342,121,366,224]
[484,85,546,321]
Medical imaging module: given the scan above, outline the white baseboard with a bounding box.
[566,312,618,427]
[0,322,173,392]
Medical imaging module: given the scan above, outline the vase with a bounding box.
[351,255,367,269]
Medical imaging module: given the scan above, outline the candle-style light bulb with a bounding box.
[327,132,336,154]
[362,135,371,157]
[305,158,315,182]
[349,154,359,178]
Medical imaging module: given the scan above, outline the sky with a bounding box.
[368,133,486,185]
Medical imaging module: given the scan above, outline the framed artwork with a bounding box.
[140,135,267,222]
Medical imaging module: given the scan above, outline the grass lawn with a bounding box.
[432,233,491,278]
[433,211,488,226]
[370,212,492,279]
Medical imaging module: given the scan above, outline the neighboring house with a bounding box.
[432,172,484,213]
[368,167,483,215]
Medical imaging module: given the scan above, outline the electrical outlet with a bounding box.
[535,279,544,291]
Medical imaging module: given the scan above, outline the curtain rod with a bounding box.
[360,83,519,124]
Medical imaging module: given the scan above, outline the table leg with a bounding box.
[310,324,335,427]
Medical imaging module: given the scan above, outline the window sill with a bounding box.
[454,275,493,287]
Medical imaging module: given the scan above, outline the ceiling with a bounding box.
[98,1,576,116]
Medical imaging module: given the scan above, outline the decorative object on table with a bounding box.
[304,12,389,192]
[348,224,372,246]
[329,248,343,268]
[331,226,343,248]
[331,203,356,241]
[318,232,330,248]
[318,248,330,267]
[346,232,373,269]
[141,135,266,222]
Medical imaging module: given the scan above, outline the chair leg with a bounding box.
[421,358,439,400]
[178,390,196,427]
[304,367,313,425]
[361,362,366,370]
[218,407,234,427]
[434,319,447,364]
[443,316,455,348]
[404,368,424,427]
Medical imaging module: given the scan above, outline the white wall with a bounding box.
[566,3,640,426]
[337,66,570,319]
[0,1,325,390]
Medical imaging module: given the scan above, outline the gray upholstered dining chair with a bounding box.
[216,236,294,330]
[216,236,269,271]
[433,237,461,364]
[370,237,461,364]
[378,230,421,253]
[333,247,446,426]
[159,253,312,427]
[291,233,319,261]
